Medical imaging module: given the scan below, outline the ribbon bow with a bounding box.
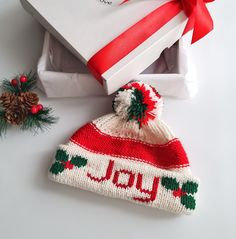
[121,0,214,43]
[87,0,214,82]
[181,0,214,43]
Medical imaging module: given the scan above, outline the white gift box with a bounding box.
[37,32,197,98]
[21,0,191,95]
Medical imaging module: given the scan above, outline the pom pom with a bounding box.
[113,82,163,127]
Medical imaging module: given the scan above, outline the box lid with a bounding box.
[21,0,188,94]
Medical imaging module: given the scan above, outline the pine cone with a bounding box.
[19,92,39,110]
[5,104,28,125]
[0,92,18,109]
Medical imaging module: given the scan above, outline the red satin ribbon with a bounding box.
[88,0,214,83]
[181,0,214,43]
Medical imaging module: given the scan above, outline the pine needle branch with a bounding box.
[1,79,20,94]
[1,71,37,94]
[21,107,58,133]
[0,109,8,138]
[20,71,37,92]
[0,72,58,136]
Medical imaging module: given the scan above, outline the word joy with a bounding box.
[87,160,160,202]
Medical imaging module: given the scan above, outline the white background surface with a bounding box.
[0,1,235,238]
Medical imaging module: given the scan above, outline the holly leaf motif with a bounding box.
[181,195,196,210]
[55,149,69,162]
[70,156,87,168]
[50,162,64,175]
[182,181,198,194]
[161,177,179,191]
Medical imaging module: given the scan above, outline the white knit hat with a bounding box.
[49,82,199,214]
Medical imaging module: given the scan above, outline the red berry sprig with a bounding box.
[11,75,28,88]
[37,104,43,111]
[31,104,44,115]
[0,71,58,137]
[20,75,28,84]
[11,79,18,87]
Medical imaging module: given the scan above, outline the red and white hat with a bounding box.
[49,82,199,214]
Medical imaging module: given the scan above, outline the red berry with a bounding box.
[173,188,186,198]
[37,104,43,111]
[31,105,39,114]
[64,161,74,170]
[11,79,18,87]
[20,75,28,83]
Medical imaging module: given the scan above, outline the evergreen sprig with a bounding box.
[1,79,18,94]
[1,71,37,95]
[0,72,58,137]
[20,71,37,92]
[21,107,58,133]
[0,109,8,137]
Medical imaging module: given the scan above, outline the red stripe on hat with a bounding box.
[70,123,189,169]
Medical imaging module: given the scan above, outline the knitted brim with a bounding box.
[49,119,199,215]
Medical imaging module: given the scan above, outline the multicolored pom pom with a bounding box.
[113,82,163,127]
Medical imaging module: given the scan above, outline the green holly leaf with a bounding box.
[161,177,179,191]
[55,149,69,162]
[181,195,196,210]
[50,162,64,175]
[182,181,198,194]
[70,156,87,168]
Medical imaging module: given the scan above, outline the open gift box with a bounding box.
[20,0,213,96]
[37,32,197,98]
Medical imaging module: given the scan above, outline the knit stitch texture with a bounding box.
[49,82,199,214]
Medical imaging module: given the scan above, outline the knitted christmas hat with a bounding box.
[49,82,199,214]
